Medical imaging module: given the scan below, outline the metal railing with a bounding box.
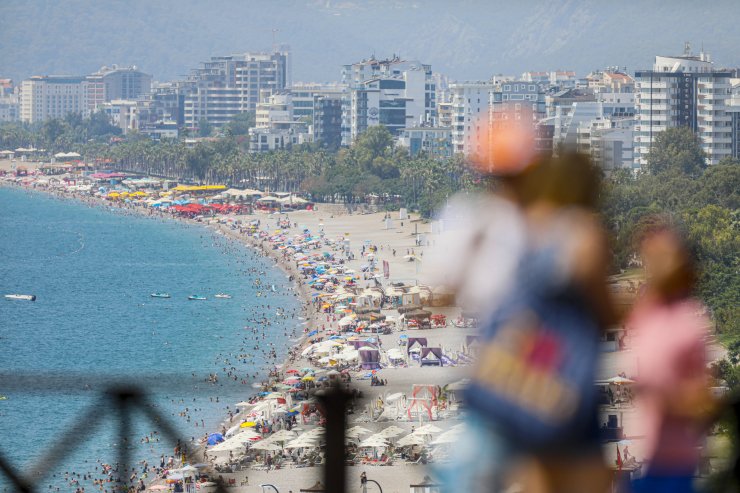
[0,374,353,493]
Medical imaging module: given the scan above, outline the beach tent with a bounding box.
[406,337,428,356]
[207,433,224,445]
[420,347,444,366]
[359,348,381,370]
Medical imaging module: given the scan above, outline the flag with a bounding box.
[616,444,623,470]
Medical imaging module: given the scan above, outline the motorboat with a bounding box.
[214,293,232,299]
[188,295,207,301]
[4,294,36,301]
[150,292,171,299]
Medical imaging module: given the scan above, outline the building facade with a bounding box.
[341,56,436,145]
[449,81,493,156]
[20,76,88,123]
[635,49,733,166]
[183,48,291,130]
[86,65,152,113]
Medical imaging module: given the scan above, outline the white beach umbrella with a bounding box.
[396,434,427,447]
[346,426,372,438]
[359,436,390,448]
[250,442,282,451]
[379,425,405,438]
[267,429,297,441]
[209,438,246,453]
[284,438,319,449]
[413,424,443,435]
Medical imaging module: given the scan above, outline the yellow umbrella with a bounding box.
[301,375,315,382]
[240,421,257,428]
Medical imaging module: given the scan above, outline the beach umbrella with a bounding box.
[413,424,443,435]
[209,439,246,453]
[264,392,284,399]
[240,421,257,428]
[301,375,315,382]
[396,434,426,447]
[286,369,300,374]
[345,426,372,438]
[251,442,282,451]
[379,426,405,438]
[268,429,298,441]
[359,435,390,448]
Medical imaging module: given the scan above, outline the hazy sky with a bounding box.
[1,0,739,83]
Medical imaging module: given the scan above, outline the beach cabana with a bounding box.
[420,347,444,367]
[406,337,428,356]
[359,348,381,370]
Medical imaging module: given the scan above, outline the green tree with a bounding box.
[224,112,255,137]
[197,118,213,138]
[644,126,706,177]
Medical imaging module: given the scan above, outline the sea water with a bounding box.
[0,187,300,490]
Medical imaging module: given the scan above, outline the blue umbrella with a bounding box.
[207,433,224,446]
[307,330,318,337]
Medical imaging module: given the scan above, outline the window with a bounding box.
[504,85,511,91]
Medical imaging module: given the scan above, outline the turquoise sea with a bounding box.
[0,187,301,491]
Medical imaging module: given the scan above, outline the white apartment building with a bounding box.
[183,48,291,129]
[20,76,88,123]
[100,99,139,134]
[341,56,436,145]
[86,65,152,113]
[635,48,733,167]
[249,92,311,152]
[449,81,493,156]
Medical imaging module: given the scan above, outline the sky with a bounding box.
[1,0,739,84]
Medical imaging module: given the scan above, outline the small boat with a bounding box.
[214,293,232,299]
[150,292,171,299]
[4,294,36,301]
[188,295,207,301]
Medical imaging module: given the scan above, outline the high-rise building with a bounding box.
[183,48,290,130]
[635,46,733,167]
[341,56,436,145]
[313,94,343,149]
[86,65,152,113]
[449,81,493,156]
[249,92,310,152]
[289,82,345,125]
[20,76,88,123]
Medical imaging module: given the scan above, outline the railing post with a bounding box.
[318,382,351,493]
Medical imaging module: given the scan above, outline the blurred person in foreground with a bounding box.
[629,220,715,493]
[428,116,614,493]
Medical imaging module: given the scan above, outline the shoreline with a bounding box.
[1,172,476,493]
[0,182,322,489]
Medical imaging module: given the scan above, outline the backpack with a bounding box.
[464,247,600,453]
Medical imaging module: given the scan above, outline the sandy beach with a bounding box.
[2,160,729,493]
[1,161,476,493]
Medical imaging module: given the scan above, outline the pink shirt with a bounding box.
[630,298,710,472]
